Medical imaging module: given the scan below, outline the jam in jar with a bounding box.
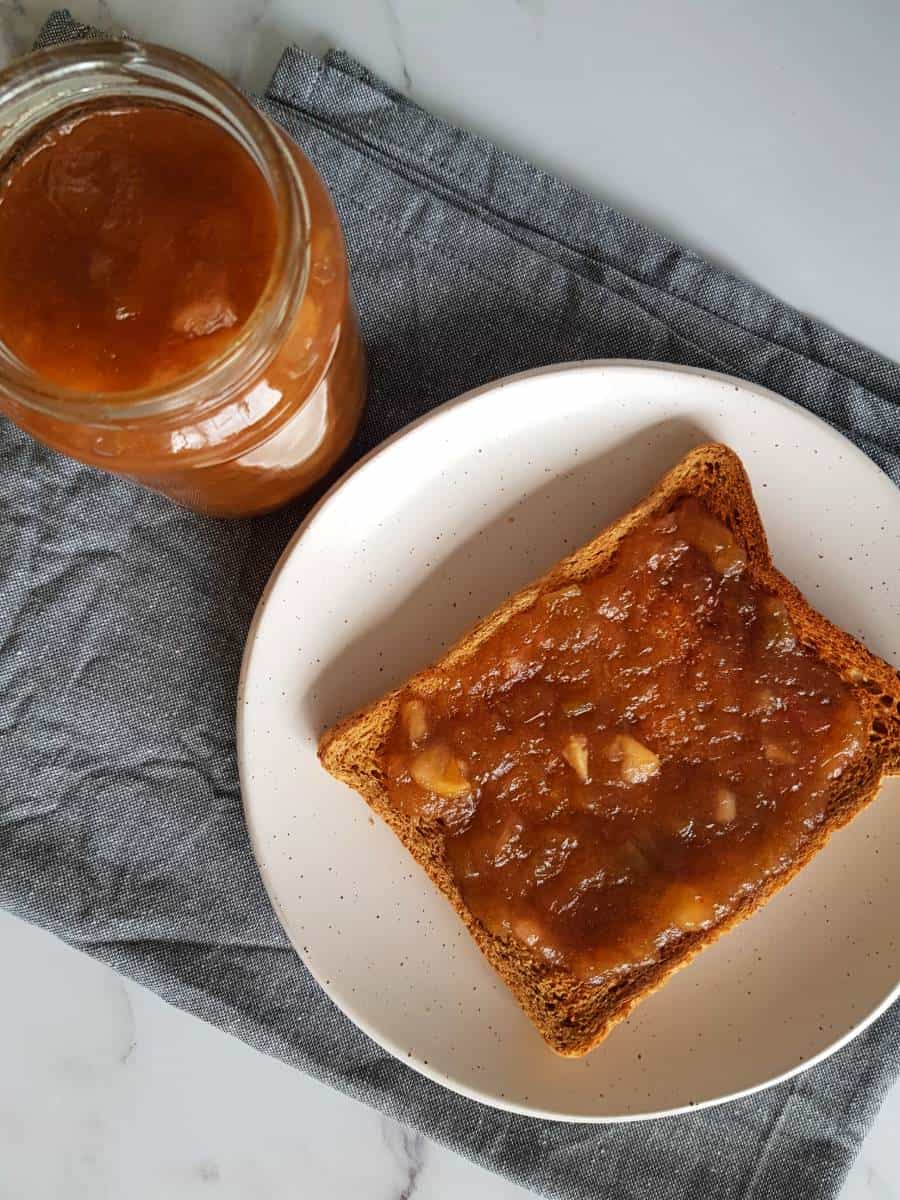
[0,41,365,517]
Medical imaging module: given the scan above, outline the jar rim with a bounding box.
[0,39,310,425]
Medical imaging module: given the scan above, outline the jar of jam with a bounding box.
[0,41,366,517]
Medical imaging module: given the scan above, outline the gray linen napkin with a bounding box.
[2,10,898,1199]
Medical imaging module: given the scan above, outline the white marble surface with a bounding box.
[3,0,900,361]
[1,2,899,1198]
[2,910,897,1200]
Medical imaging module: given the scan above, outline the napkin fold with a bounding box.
[1,10,898,1199]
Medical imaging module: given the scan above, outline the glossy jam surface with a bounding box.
[384,500,865,983]
[0,100,366,517]
[0,104,279,392]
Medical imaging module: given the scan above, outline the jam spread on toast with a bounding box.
[383,500,864,983]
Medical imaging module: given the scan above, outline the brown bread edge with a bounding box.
[318,443,900,1056]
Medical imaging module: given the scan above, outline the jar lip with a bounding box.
[0,39,310,425]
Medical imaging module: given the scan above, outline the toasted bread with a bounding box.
[319,444,900,1056]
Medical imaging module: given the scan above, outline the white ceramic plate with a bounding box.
[238,362,900,1121]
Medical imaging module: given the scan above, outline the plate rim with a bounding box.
[237,358,900,1123]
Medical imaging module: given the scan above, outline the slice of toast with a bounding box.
[319,444,900,1056]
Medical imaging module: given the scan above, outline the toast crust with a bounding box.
[319,444,900,1056]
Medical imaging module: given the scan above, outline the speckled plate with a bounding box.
[237,361,900,1121]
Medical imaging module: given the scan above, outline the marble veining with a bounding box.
[0,1,898,1197]
[381,1119,427,1199]
[380,0,412,93]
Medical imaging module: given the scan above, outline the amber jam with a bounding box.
[0,104,280,393]
[0,42,365,517]
[384,500,865,984]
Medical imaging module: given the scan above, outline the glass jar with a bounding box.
[0,40,366,517]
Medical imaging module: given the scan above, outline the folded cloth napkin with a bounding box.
[2,10,898,1199]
